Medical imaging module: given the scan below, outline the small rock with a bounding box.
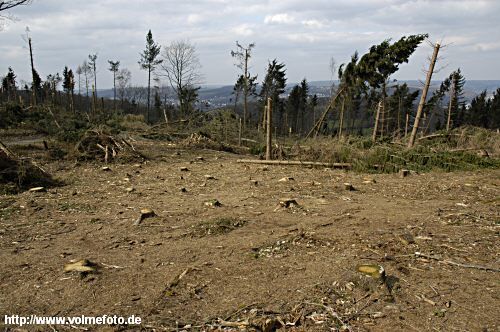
[204,175,216,180]
[196,156,204,161]
[102,166,111,172]
[125,187,135,193]
[180,167,189,172]
[29,187,46,193]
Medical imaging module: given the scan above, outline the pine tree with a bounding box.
[2,67,17,102]
[108,60,120,111]
[139,30,162,122]
[63,66,75,112]
[260,59,286,131]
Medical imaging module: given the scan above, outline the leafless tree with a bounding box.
[160,40,202,117]
[0,0,31,12]
[231,41,255,130]
[0,0,31,28]
[116,68,131,108]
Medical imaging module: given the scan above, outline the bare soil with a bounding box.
[0,139,499,331]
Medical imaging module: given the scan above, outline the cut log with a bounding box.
[237,159,351,169]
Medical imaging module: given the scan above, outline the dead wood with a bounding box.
[237,159,351,169]
[75,130,146,162]
[415,252,500,272]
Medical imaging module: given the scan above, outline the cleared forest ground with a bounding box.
[0,139,499,331]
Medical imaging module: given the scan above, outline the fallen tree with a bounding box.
[75,129,146,163]
[0,140,56,193]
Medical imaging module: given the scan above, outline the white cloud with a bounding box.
[264,13,295,25]
[1,0,499,85]
[232,24,254,37]
[301,19,327,29]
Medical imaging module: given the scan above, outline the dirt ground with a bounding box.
[0,139,499,331]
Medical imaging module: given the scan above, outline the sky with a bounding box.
[1,0,500,89]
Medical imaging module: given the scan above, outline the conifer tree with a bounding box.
[108,60,120,111]
[139,30,162,122]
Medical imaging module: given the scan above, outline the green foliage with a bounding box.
[462,90,499,129]
[261,59,286,100]
[357,34,428,89]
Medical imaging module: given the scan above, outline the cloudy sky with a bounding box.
[1,0,500,88]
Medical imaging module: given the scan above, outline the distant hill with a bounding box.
[95,80,500,108]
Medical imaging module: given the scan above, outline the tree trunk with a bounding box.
[113,72,117,112]
[408,42,440,148]
[28,37,36,106]
[265,97,272,161]
[446,78,455,131]
[339,96,345,138]
[372,101,383,142]
[243,49,248,131]
[147,68,151,123]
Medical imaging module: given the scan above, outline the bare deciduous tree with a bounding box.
[116,68,131,108]
[0,0,31,30]
[0,0,31,12]
[160,40,202,117]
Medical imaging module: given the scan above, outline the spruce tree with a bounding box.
[139,30,162,122]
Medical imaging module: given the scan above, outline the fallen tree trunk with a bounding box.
[237,159,351,169]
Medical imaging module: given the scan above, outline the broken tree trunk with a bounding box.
[237,159,352,169]
[372,100,383,142]
[306,87,344,139]
[338,96,345,138]
[408,42,440,148]
[266,97,272,160]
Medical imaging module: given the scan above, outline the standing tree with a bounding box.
[75,65,82,95]
[160,40,202,118]
[88,53,98,108]
[108,60,120,111]
[139,30,162,122]
[21,26,38,105]
[45,73,61,106]
[446,69,466,130]
[2,67,17,102]
[31,68,42,102]
[116,68,131,109]
[62,66,75,113]
[260,59,286,132]
[231,42,256,130]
